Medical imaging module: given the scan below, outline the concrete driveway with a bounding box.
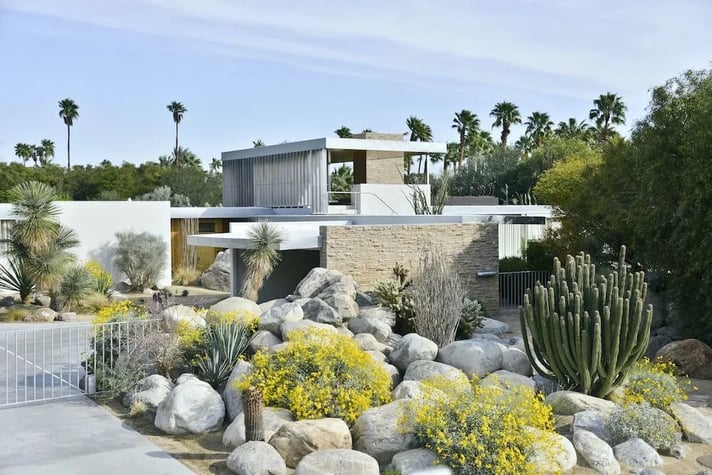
[0,396,194,475]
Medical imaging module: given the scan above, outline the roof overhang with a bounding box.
[222,137,447,161]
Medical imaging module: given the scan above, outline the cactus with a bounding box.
[243,386,265,442]
[519,246,653,398]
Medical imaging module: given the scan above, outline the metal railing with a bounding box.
[323,191,399,215]
[0,319,162,407]
[499,270,551,308]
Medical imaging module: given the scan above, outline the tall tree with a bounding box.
[525,111,554,147]
[406,116,433,175]
[334,126,353,138]
[589,92,626,142]
[514,134,535,157]
[555,118,591,141]
[452,109,480,169]
[209,157,222,175]
[14,143,33,166]
[252,139,265,147]
[490,102,522,150]
[58,98,79,169]
[166,101,187,166]
[39,139,55,166]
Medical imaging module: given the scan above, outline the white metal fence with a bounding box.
[499,271,551,308]
[0,319,162,407]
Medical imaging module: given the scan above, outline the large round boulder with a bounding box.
[280,320,337,341]
[546,390,617,415]
[249,330,282,353]
[154,379,225,435]
[573,430,620,475]
[23,306,57,322]
[527,427,577,474]
[656,339,712,379]
[226,441,287,475]
[403,360,467,383]
[389,334,438,372]
[348,316,392,343]
[294,449,379,475]
[259,302,304,336]
[208,296,261,318]
[436,339,503,378]
[200,249,231,292]
[269,418,352,468]
[122,374,174,412]
[500,347,533,376]
[161,305,206,331]
[352,400,418,466]
[295,268,345,298]
[389,448,443,475]
[301,298,342,325]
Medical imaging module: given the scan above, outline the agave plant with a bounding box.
[0,257,35,303]
[58,265,96,311]
[196,322,253,388]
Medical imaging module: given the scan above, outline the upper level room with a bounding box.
[221,133,447,215]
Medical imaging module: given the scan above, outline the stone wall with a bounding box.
[320,223,499,312]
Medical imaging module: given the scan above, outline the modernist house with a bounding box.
[188,134,553,310]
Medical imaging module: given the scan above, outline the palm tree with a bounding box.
[240,222,283,301]
[405,116,433,175]
[524,112,554,147]
[467,130,495,157]
[452,109,480,169]
[252,139,265,147]
[39,139,55,166]
[514,135,535,157]
[209,157,222,175]
[361,128,373,134]
[555,118,591,141]
[589,92,626,142]
[58,98,79,169]
[490,101,521,149]
[330,164,353,203]
[171,146,200,168]
[334,126,353,138]
[166,101,187,166]
[14,143,33,166]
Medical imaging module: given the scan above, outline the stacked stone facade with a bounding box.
[320,223,499,312]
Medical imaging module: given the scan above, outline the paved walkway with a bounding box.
[0,396,194,475]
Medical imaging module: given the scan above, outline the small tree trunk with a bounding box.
[243,387,264,442]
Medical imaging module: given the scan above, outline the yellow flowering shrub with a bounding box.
[614,357,688,411]
[238,329,391,424]
[83,260,113,295]
[402,375,555,475]
[206,310,259,331]
[175,320,206,350]
[92,300,146,324]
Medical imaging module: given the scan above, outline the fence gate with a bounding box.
[0,319,161,407]
[499,270,551,308]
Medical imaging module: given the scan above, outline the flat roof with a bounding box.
[222,137,447,161]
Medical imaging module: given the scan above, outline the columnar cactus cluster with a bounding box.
[519,246,653,398]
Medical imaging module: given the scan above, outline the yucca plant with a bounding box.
[59,265,96,311]
[196,322,253,388]
[0,256,35,303]
[239,222,283,301]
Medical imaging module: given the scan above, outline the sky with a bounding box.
[0,0,710,168]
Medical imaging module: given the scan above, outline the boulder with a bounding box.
[356,292,374,307]
[55,312,77,322]
[259,302,304,336]
[481,370,536,391]
[638,469,665,475]
[269,418,352,468]
[176,373,199,385]
[389,448,442,475]
[223,407,294,448]
[546,390,617,415]
[669,402,712,444]
[336,326,354,338]
[392,381,429,400]
[389,334,438,372]
[366,350,387,363]
[316,277,358,300]
[122,374,174,412]
[0,296,15,307]
[280,320,337,340]
[359,306,396,326]
[348,316,392,343]
[226,441,287,475]
[155,379,225,435]
[501,347,533,376]
[473,317,510,337]
[222,360,254,421]
[294,268,344,298]
[249,330,282,353]
[645,334,673,360]
[353,333,390,353]
[573,430,620,475]
[666,443,690,459]
[259,298,289,314]
[403,360,467,383]
[294,449,379,475]
[208,296,261,319]
[23,307,57,322]
[613,438,662,469]
[572,410,612,444]
[32,294,51,307]
[200,249,231,292]
[379,361,402,388]
[301,298,341,325]
[533,374,559,396]
[527,427,577,474]
[323,293,359,320]
[656,339,712,379]
[436,340,503,378]
[352,400,418,465]
[161,305,206,330]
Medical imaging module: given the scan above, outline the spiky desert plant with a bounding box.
[239,222,283,301]
[58,265,95,311]
[519,246,653,398]
[0,256,35,303]
[243,387,265,442]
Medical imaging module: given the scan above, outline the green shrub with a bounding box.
[94,353,146,400]
[612,357,688,411]
[240,329,391,424]
[196,322,253,388]
[373,277,411,332]
[58,265,95,311]
[605,402,682,451]
[114,231,167,291]
[402,376,555,475]
[499,256,531,272]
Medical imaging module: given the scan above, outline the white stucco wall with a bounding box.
[352,184,430,215]
[0,201,172,289]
